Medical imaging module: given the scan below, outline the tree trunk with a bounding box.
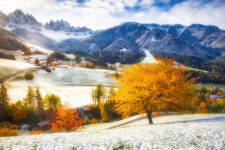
[146,111,153,124]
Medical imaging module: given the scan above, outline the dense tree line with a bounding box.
[47,51,69,65]
[0,84,62,130]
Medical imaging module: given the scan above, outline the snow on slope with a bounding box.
[0,58,36,79]
[142,50,157,63]
[1,114,225,150]
[24,42,75,59]
[24,42,53,55]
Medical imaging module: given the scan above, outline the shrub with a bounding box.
[50,104,84,132]
[45,67,51,72]
[90,118,99,124]
[30,130,43,135]
[100,102,113,122]
[100,101,121,122]
[209,99,225,113]
[113,71,120,78]
[85,62,95,69]
[34,58,40,66]
[0,122,19,130]
[83,119,91,125]
[85,105,101,120]
[24,47,31,55]
[75,55,82,63]
[24,72,34,80]
[0,128,18,137]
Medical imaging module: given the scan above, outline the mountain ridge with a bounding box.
[0,9,224,66]
[62,22,225,64]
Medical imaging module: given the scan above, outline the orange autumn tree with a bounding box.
[50,103,84,132]
[112,58,199,124]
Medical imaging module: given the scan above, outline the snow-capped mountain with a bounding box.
[0,9,224,66]
[62,22,225,64]
[44,20,92,34]
[8,9,42,30]
[0,9,93,49]
[144,23,187,37]
[0,11,8,27]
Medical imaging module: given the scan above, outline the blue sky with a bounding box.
[0,0,225,30]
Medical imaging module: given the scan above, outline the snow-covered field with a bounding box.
[7,68,115,107]
[1,114,225,150]
[0,58,36,80]
[9,68,115,86]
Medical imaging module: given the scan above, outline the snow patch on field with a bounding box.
[0,58,36,79]
[1,114,225,150]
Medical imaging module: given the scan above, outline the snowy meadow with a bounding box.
[1,114,225,150]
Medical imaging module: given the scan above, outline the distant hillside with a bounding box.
[63,23,225,64]
[12,28,58,49]
[0,27,28,51]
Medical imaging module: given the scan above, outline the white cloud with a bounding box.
[0,0,225,30]
[0,0,54,14]
[122,0,138,7]
[140,0,154,7]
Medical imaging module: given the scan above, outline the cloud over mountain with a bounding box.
[0,0,225,30]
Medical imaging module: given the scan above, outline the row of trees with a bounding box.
[47,51,69,66]
[0,83,85,133]
[75,55,108,69]
[0,84,62,129]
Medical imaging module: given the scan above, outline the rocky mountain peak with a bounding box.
[0,11,8,27]
[44,19,92,34]
[8,9,42,30]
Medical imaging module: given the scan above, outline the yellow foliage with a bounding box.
[50,103,84,132]
[0,128,18,137]
[30,130,43,135]
[112,59,199,122]
[90,118,99,124]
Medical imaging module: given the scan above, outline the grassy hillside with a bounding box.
[0,27,29,51]
[0,114,224,149]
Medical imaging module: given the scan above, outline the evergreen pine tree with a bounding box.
[24,86,35,111]
[35,87,44,119]
[0,83,10,121]
[92,84,105,107]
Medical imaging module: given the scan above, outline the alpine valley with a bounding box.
[0,9,224,67]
